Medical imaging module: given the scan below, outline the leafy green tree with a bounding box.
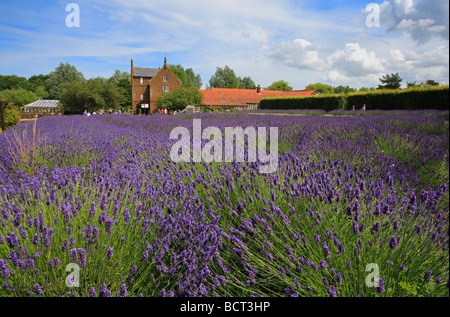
[407,81,420,88]
[34,86,49,99]
[424,79,439,87]
[59,78,125,114]
[2,102,20,130]
[185,68,202,89]
[0,88,39,107]
[378,73,402,90]
[0,75,29,91]
[28,74,50,90]
[117,78,131,109]
[156,87,203,110]
[169,65,202,88]
[333,85,357,94]
[305,83,334,95]
[209,66,241,89]
[239,76,257,89]
[109,70,131,84]
[267,80,293,91]
[47,62,85,99]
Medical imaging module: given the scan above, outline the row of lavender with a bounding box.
[0,111,448,297]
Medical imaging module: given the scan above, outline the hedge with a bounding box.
[260,95,346,111]
[260,86,449,111]
[346,86,449,111]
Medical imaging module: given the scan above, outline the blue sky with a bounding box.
[0,0,448,89]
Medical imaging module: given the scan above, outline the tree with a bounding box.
[209,66,241,89]
[0,88,39,107]
[156,87,203,110]
[109,70,131,84]
[0,75,29,91]
[305,83,334,95]
[239,76,257,89]
[117,78,131,109]
[333,85,357,94]
[47,62,85,99]
[267,80,293,91]
[1,102,20,130]
[185,68,202,89]
[407,81,420,88]
[59,78,125,114]
[378,73,402,90]
[168,65,202,88]
[424,79,439,87]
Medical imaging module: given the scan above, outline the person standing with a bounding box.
[83,110,88,117]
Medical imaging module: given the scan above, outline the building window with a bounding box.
[163,75,168,82]
[140,95,144,101]
[163,86,169,92]
[140,77,143,84]
[247,104,257,110]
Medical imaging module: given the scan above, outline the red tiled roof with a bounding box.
[200,88,315,106]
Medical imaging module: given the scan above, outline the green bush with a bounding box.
[260,94,346,111]
[260,86,449,111]
[346,86,449,110]
[1,102,21,130]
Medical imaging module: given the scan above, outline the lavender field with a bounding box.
[0,111,448,297]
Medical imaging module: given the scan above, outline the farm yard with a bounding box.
[0,110,448,298]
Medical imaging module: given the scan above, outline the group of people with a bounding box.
[352,104,367,111]
[83,109,125,116]
[159,108,178,115]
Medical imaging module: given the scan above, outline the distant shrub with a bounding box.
[346,86,449,111]
[260,95,346,111]
[260,86,449,111]
[2,102,21,130]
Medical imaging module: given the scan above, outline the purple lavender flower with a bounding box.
[32,233,40,246]
[99,283,111,297]
[105,217,114,237]
[106,247,114,260]
[89,287,96,297]
[376,278,385,293]
[78,248,87,268]
[117,284,127,297]
[142,250,149,263]
[70,249,78,263]
[327,286,337,297]
[34,283,43,295]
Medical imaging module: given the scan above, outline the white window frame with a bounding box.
[140,77,144,84]
[163,86,169,92]
[163,75,168,82]
[140,95,144,101]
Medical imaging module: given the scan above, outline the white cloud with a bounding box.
[327,43,386,76]
[380,0,449,44]
[263,38,327,71]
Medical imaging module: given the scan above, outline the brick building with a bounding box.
[131,57,182,114]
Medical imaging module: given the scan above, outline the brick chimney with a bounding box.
[257,84,261,94]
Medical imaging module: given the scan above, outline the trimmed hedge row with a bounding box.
[260,95,346,111]
[259,86,449,111]
[346,86,449,110]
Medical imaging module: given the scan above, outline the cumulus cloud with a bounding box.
[327,43,386,76]
[380,0,449,44]
[263,38,327,71]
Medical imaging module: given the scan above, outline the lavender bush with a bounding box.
[0,111,448,297]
